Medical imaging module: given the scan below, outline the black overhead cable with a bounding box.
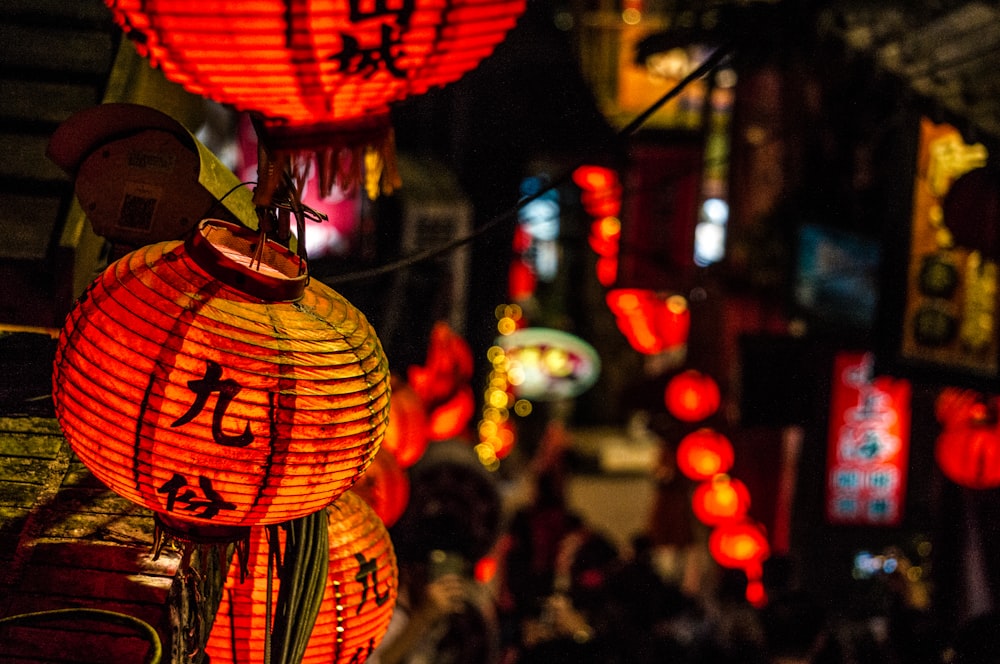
[321,40,735,287]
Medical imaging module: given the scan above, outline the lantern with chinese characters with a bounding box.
[664,369,720,422]
[206,491,398,663]
[52,219,390,539]
[381,376,429,468]
[676,428,734,481]
[692,474,750,526]
[103,0,526,199]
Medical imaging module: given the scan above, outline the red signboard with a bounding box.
[825,352,911,526]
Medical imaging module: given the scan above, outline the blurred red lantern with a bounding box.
[606,289,690,355]
[692,474,750,526]
[935,424,1000,489]
[427,385,476,441]
[572,165,623,218]
[664,369,720,422]
[509,258,538,302]
[382,376,429,468]
[934,388,1000,489]
[408,322,475,409]
[104,0,526,198]
[676,428,734,481]
[353,448,410,527]
[709,519,770,571]
[206,491,398,663]
[52,219,390,538]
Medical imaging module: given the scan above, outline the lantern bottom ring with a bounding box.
[153,513,251,547]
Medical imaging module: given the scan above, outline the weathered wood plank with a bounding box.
[0,433,65,459]
[0,625,155,663]
[0,481,45,509]
[25,540,178,578]
[0,418,62,436]
[0,24,115,76]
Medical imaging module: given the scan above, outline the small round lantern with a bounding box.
[709,519,770,571]
[52,219,390,537]
[676,428,734,481]
[935,424,1000,489]
[353,447,410,527]
[664,369,720,422]
[381,376,429,469]
[206,491,398,663]
[691,474,750,526]
[103,0,526,198]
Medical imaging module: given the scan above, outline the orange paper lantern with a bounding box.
[207,491,398,663]
[382,376,429,468]
[691,474,750,525]
[353,447,411,527]
[676,428,734,481]
[52,219,390,535]
[103,0,526,196]
[709,519,770,571]
[664,369,720,422]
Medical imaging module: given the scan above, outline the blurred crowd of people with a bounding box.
[367,424,1000,664]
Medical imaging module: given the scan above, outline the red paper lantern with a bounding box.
[708,519,770,571]
[691,474,750,525]
[353,447,410,527]
[935,424,1000,489]
[606,289,690,355]
[103,0,526,197]
[408,322,475,409]
[206,491,398,663]
[676,428,734,481]
[664,369,720,422]
[427,384,476,441]
[382,376,429,468]
[572,165,623,218]
[52,219,390,536]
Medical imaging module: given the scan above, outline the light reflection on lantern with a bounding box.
[52,219,390,536]
[206,492,398,663]
[664,369,720,422]
[691,474,750,525]
[676,428,734,481]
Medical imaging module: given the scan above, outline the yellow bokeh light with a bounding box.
[497,317,517,335]
[513,399,533,417]
[489,389,511,409]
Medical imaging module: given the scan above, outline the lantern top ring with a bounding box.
[186,219,306,302]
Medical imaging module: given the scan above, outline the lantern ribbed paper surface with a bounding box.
[207,492,398,663]
[104,0,526,132]
[52,219,390,529]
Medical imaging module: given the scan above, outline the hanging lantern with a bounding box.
[708,519,770,571]
[408,322,475,410]
[935,424,1000,489]
[103,0,526,199]
[382,376,429,468]
[353,447,410,527]
[606,289,690,355]
[934,388,1000,489]
[427,384,477,441]
[207,491,398,663]
[676,428,734,481]
[572,165,623,219]
[664,369,720,422]
[691,474,750,526]
[52,219,390,539]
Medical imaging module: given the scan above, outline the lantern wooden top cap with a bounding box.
[186,218,306,302]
